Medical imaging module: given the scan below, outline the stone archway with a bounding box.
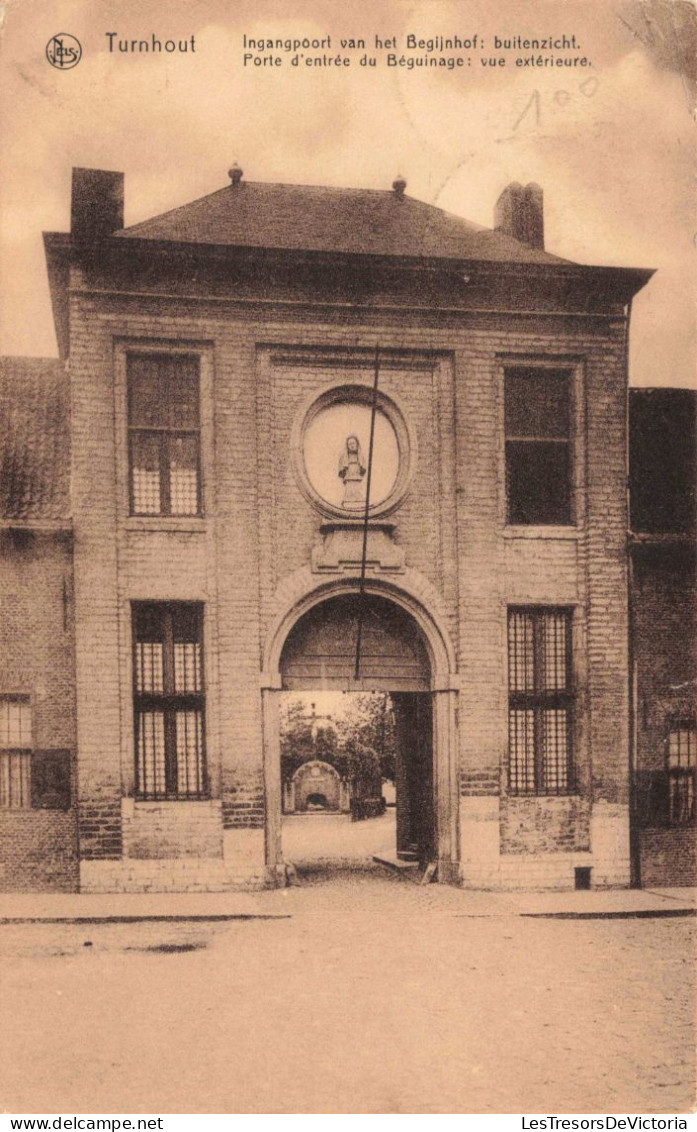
[285,760,349,814]
[261,580,460,885]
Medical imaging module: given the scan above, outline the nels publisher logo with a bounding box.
[46,33,82,69]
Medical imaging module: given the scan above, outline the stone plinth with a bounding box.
[311,521,405,574]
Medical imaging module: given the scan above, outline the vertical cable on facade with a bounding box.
[354,345,381,680]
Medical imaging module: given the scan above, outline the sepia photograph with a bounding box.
[0,0,695,1118]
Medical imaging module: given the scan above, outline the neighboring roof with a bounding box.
[0,357,70,522]
[629,388,696,535]
[114,181,572,265]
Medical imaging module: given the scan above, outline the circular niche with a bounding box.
[294,383,415,520]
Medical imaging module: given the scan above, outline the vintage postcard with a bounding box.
[0,0,695,1119]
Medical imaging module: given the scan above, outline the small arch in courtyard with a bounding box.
[284,759,349,814]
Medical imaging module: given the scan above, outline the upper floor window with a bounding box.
[505,367,572,525]
[507,608,574,795]
[133,602,207,799]
[0,696,70,809]
[127,354,201,517]
[667,720,695,826]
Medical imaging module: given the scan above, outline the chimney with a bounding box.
[494,182,544,249]
[70,168,124,248]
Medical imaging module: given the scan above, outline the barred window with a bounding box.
[128,354,201,517]
[667,721,695,826]
[505,367,572,525]
[507,609,574,794]
[0,695,31,748]
[0,695,31,808]
[0,697,71,809]
[133,603,207,799]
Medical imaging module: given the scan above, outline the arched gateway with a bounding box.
[261,582,460,884]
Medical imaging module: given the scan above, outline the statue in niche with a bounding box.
[338,434,366,509]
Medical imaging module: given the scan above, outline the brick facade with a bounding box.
[3,168,690,892]
[65,301,634,890]
[632,545,697,886]
[628,390,696,888]
[0,810,77,892]
[0,530,78,890]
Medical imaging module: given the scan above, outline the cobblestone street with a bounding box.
[0,868,694,1115]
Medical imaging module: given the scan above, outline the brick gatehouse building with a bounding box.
[1,167,694,892]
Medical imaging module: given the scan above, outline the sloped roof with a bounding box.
[114,181,571,265]
[0,357,70,521]
[629,388,696,535]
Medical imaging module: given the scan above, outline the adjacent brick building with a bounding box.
[0,358,78,890]
[629,389,696,887]
[0,166,693,891]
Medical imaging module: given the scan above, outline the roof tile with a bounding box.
[0,357,70,521]
[115,181,570,265]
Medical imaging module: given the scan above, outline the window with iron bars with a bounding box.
[0,696,71,809]
[132,603,207,799]
[127,353,201,517]
[0,695,31,807]
[507,608,575,794]
[667,720,695,825]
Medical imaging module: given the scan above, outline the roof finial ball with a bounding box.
[228,161,244,187]
[392,173,407,197]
